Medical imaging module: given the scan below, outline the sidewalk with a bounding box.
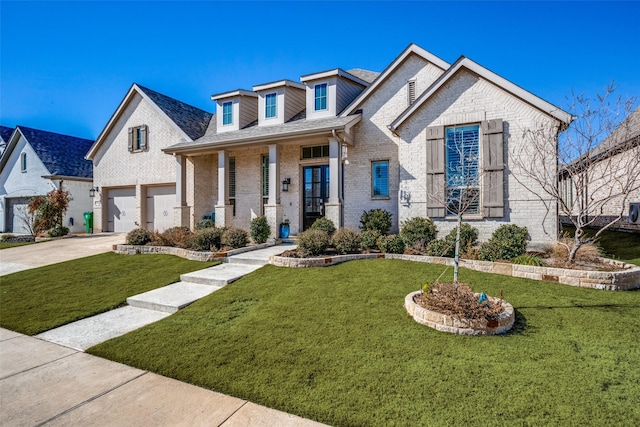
[0,328,327,426]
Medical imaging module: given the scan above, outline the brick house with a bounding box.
[89,44,571,245]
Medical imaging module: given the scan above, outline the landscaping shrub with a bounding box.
[126,228,153,245]
[191,228,224,251]
[400,217,437,250]
[360,208,392,235]
[377,234,405,254]
[250,216,271,244]
[1,234,16,242]
[479,224,529,261]
[425,224,479,258]
[47,225,69,237]
[550,238,603,265]
[512,254,546,266]
[152,226,193,249]
[360,229,382,251]
[332,228,361,254]
[297,229,331,257]
[311,217,336,237]
[221,227,249,249]
[426,238,453,257]
[195,219,215,229]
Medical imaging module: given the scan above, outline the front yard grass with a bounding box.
[88,259,640,426]
[0,252,217,335]
[562,225,640,266]
[0,241,35,249]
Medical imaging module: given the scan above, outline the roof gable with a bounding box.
[0,126,14,143]
[340,43,450,117]
[1,126,93,178]
[390,56,573,131]
[87,83,213,159]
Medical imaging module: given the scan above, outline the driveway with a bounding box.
[0,234,125,276]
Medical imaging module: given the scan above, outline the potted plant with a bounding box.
[279,219,290,238]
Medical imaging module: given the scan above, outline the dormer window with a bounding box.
[265,93,277,119]
[314,83,327,111]
[222,102,233,126]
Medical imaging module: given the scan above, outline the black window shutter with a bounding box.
[426,125,445,217]
[481,119,504,218]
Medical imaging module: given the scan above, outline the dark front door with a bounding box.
[303,165,329,230]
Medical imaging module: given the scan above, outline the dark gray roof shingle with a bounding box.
[0,126,14,142]
[346,68,380,84]
[18,126,94,178]
[137,85,213,140]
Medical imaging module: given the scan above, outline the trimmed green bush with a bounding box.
[377,234,405,254]
[311,217,336,237]
[360,229,382,251]
[221,227,249,249]
[126,228,152,245]
[479,224,529,261]
[425,224,479,257]
[48,225,69,237]
[332,228,361,254]
[195,219,215,229]
[297,229,331,257]
[426,238,453,257]
[360,209,392,235]
[250,216,270,244]
[400,217,437,250]
[191,228,224,251]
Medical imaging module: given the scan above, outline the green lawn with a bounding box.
[0,253,217,335]
[563,226,640,265]
[0,241,35,249]
[88,259,640,426]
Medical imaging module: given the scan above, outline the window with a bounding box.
[302,144,329,159]
[128,125,147,152]
[229,157,236,216]
[262,154,269,210]
[407,80,416,106]
[223,101,233,126]
[20,152,27,172]
[445,125,480,215]
[265,93,277,119]
[372,160,389,198]
[314,83,327,111]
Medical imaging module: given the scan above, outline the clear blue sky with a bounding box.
[1,1,639,140]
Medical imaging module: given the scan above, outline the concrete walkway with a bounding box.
[0,328,326,426]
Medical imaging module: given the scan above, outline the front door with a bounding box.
[303,165,329,230]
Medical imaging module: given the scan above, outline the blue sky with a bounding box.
[1,1,639,140]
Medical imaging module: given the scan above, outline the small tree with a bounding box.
[28,188,71,235]
[513,83,639,263]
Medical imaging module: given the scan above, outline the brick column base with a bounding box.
[264,204,283,238]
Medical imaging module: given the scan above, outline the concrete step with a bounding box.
[36,306,171,351]
[227,243,297,266]
[180,263,263,286]
[127,282,221,313]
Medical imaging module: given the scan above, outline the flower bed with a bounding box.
[404,290,515,335]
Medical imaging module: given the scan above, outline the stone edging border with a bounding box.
[113,241,275,262]
[270,253,640,291]
[404,291,515,335]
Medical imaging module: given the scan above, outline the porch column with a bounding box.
[325,137,343,227]
[174,154,190,228]
[265,144,283,238]
[215,150,233,227]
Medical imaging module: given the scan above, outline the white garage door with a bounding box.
[146,186,175,232]
[7,197,32,234]
[107,188,137,232]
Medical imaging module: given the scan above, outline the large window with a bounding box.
[371,160,389,198]
[265,93,277,119]
[314,83,327,111]
[229,157,236,216]
[445,125,480,214]
[223,101,233,126]
[262,154,269,211]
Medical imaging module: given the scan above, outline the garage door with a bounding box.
[107,188,136,232]
[146,186,175,232]
[6,197,32,234]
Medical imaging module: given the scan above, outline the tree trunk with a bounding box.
[453,213,461,287]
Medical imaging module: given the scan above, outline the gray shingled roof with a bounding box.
[137,84,213,141]
[593,106,640,156]
[0,125,14,143]
[165,114,360,153]
[18,126,94,178]
[346,68,380,84]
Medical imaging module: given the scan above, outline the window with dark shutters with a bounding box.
[128,125,148,152]
[426,125,446,217]
[481,119,504,218]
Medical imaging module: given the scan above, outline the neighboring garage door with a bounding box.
[6,197,32,234]
[107,188,137,232]
[146,186,175,232]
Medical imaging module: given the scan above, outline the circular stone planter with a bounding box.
[404,291,515,335]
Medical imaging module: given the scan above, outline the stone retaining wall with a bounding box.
[113,242,276,262]
[404,291,515,335]
[270,253,384,267]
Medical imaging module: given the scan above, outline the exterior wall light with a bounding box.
[89,186,99,198]
[282,178,291,192]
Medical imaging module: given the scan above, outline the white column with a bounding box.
[217,150,228,206]
[175,155,186,206]
[325,137,343,227]
[268,144,281,205]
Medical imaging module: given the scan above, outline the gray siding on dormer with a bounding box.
[284,87,306,122]
[337,78,366,114]
[239,97,258,129]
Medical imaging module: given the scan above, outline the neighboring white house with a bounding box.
[0,126,94,234]
[86,84,213,233]
[89,44,572,246]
